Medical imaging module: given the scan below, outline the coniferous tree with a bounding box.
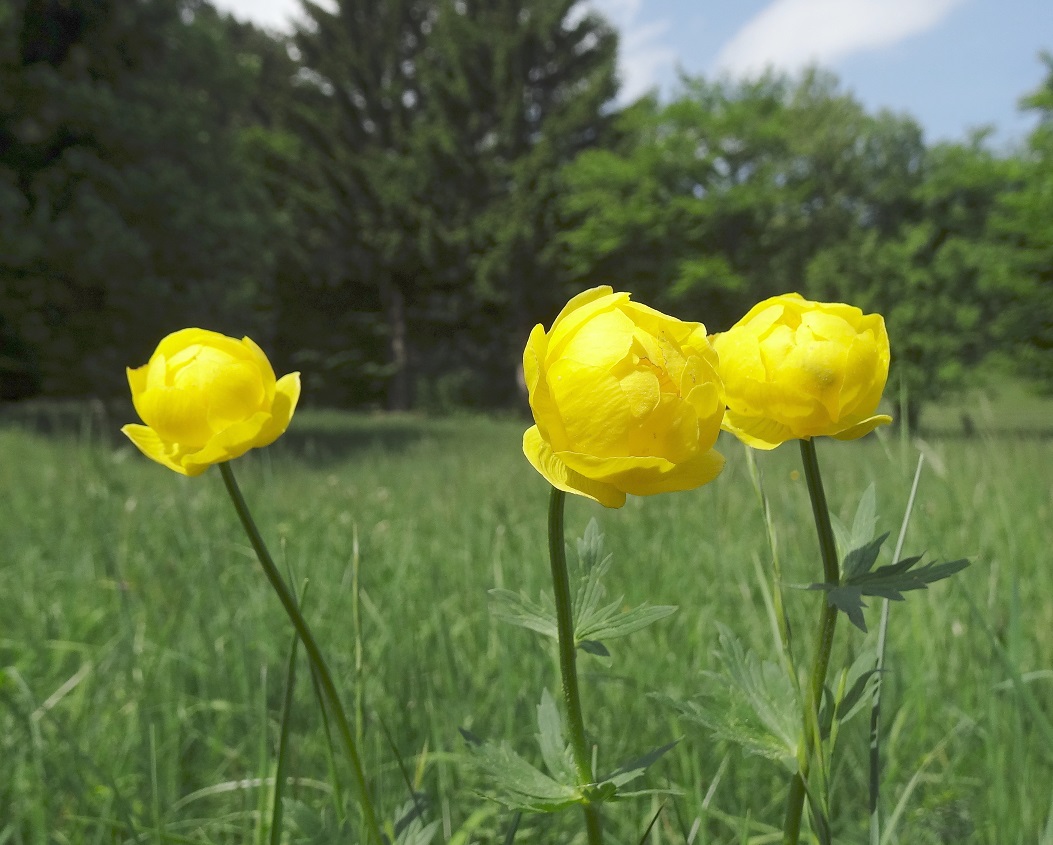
[0,0,284,398]
[288,0,617,408]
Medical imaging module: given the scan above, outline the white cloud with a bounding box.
[210,0,337,31]
[591,0,677,101]
[210,0,676,101]
[715,0,966,77]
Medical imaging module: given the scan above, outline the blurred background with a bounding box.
[1,0,1050,422]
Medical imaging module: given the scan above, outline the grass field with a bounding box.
[2,396,1052,844]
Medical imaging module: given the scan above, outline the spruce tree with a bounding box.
[289,0,617,408]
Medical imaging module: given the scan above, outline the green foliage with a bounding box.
[559,71,925,331]
[988,52,1053,391]
[489,517,676,656]
[2,410,1053,840]
[462,689,677,813]
[671,623,801,773]
[0,0,285,397]
[285,0,618,408]
[810,532,970,632]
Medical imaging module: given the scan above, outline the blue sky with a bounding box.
[212,0,1051,146]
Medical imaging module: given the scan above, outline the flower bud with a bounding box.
[523,286,725,507]
[122,328,300,475]
[711,293,891,449]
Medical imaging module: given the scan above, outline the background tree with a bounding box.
[989,52,1053,391]
[808,135,1020,427]
[286,0,617,409]
[558,71,923,330]
[0,0,285,399]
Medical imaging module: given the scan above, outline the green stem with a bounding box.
[783,439,841,845]
[547,488,603,845]
[219,462,383,845]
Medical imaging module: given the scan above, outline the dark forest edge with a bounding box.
[2,0,1051,418]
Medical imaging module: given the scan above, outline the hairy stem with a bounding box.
[783,439,841,844]
[547,488,602,845]
[220,462,383,844]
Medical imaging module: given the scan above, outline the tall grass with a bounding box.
[1,407,1051,843]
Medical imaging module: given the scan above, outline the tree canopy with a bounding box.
[0,0,1049,414]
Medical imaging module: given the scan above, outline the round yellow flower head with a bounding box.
[121,328,301,476]
[523,286,725,508]
[711,293,892,450]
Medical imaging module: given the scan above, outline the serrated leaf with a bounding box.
[576,601,677,644]
[853,556,970,596]
[821,586,870,632]
[841,532,889,581]
[535,690,576,785]
[817,654,878,740]
[488,589,557,639]
[849,484,878,554]
[670,624,799,772]
[576,518,607,573]
[598,740,679,790]
[460,731,581,813]
[813,554,970,632]
[572,554,612,626]
[394,797,439,845]
[578,640,610,657]
[836,663,878,725]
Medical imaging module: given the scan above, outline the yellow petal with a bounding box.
[136,385,214,448]
[121,424,202,476]
[204,359,267,432]
[721,411,796,450]
[254,372,301,447]
[562,447,723,496]
[523,323,548,398]
[618,448,725,496]
[831,414,894,441]
[557,306,635,370]
[549,286,614,335]
[548,358,632,457]
[241,332,277,391]
[523,426,625,508]
[548,290,629,357]
[180,411,274,473]
[154,328,247,365]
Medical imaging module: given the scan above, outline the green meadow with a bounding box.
[2,395,1052,844]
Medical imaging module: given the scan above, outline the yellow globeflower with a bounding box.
[523,286,725,508]
[121,328,300,476]
[711,293,892,450]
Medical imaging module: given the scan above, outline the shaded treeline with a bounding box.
[1,0,1050,414]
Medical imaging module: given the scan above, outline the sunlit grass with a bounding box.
[1,400,1051,843]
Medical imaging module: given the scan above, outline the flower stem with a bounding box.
[219,462,383,845]
[782,439,841,845]
[547,488,602,845]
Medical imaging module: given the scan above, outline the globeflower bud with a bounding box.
[711,293,892,450]
[121,328,300,475]
[523,286,725,508]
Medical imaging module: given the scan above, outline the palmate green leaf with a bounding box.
[811,529,971,631]
[597,740,680,791]
[831,483,878,560]
[459,728,581,813]
[575,600,678,646]
[491,520,676,655]
[576,518,608,573]
[670,624,799,773]
[818,650,878,740]
[464,689,675,813]
[488,589,557,639]
[841,532,890,581]
[535,689,576,786]
[393,797,441,845]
